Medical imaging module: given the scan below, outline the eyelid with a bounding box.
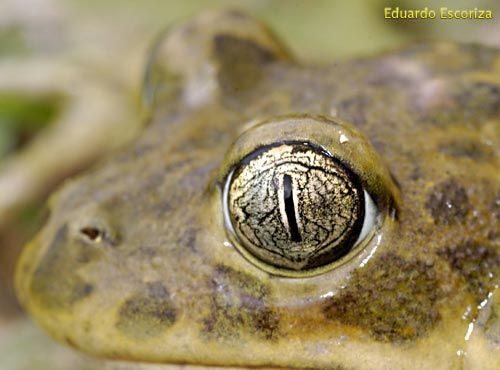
[218,113,400,215]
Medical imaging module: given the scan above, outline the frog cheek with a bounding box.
[219,113,399,277]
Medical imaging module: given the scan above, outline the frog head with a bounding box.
[16,10,500,370]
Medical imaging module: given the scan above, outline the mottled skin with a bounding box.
[15,10,500,370]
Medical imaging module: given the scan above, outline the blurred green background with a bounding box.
[2,0,500,154]
[0,0,499,369]
[2,0,500,158]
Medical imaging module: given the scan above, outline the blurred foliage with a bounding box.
[0,26,29,56]
[0,93,62,158]
[67,0,500,60]
[1,0,499,157]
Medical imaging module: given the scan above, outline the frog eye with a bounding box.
[224,142,378,271]
[220,114,398,277]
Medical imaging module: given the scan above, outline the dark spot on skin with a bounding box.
[439,139,493,161]
[116,282,176,339]
[437,239,500,303]
[338,95,369,126]
[128,246,157,259]
[30,225,96,310]
[425,178,470,225]
[322,253,441,342]
[214,34,276,94]
[83,321,91,334]
[153,201,172,217]
[131,144,154,158]
[367,136,387,157]
[65,336,77,348]
[409,165,423,181]
[142,172,165,193]
[456,82,500,116]
[118,143,154,162]
[203,265,279,341]
[422,81,500,126]
[175,228,198,252]
[78,283,94,296]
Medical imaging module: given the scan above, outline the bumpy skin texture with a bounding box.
[15,10,500,370]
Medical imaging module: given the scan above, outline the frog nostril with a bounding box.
[79,225,119,246]
[79,227,104,243]
[73,210,120,246]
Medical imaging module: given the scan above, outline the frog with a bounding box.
[14,9,500,370]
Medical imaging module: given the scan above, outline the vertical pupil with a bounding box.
[283,174,302,242]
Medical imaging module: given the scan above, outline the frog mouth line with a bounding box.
[99,358,298,370]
